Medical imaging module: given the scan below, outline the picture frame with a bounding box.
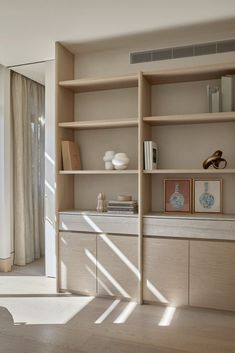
[193,179,223,213]
[164,179,192,213]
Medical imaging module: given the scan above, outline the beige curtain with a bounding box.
[11,72,45,265]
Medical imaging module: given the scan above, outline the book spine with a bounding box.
[211,89,220,113]
[108,206,137,211]
[147,141,151,170]
[221,76,234,112]
[149,141,153,170]
[107,210,137,214]
[144,141,147,170]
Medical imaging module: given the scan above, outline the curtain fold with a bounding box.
[11,72,45,265]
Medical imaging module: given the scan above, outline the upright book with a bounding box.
[62,140,81,170]
[144,141,158,170]
[221,76,234,112]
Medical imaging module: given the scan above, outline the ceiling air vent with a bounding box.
[130,39,235,64]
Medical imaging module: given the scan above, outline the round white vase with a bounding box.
[103,151,115,170]
[112,153,130,170]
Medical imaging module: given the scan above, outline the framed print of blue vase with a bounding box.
[164,179,192,213]
[194,179,222,213]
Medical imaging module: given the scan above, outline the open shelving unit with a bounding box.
[55,42,235,304]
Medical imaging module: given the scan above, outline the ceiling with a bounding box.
[1,0,235,67]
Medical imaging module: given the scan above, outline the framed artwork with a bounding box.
[164,179,192,213]
[193,179,222,213]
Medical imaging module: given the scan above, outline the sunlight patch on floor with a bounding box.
[95,299,120,324]
[0,296,94,325]
[158,306,176,326]
[0,276,56,295]
[113,301,137,324]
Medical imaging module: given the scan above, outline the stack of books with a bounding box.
[144,141,158,170]
[107,200,138,214]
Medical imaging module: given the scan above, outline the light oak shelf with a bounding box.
[59,118,138,130]
[143,62,235,84]
[143,112,235,126]
[59,170,139,175]
[144,212,235,221]
[59,74,138,93]
[59,209,138,218]
[59,209,235,221]
[143,169,235,174]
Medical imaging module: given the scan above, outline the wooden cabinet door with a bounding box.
[60,232,96,294]
[143,238,189,306]
[190,240,235,311]
[97,234,138,300]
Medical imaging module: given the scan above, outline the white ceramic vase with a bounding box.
[103,151,115,170]
[112,153,130,170]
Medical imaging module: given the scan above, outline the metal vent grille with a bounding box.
[130,39,235,64]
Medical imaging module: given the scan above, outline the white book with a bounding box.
[144,141,148,170]
[211,90,220,113]
[221,76,233,112]
[149,141,158,170]
[147,141,151,170]
[144,141,150,170]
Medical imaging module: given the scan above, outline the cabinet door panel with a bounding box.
[143,238,189,306]
[190,240,235,311]
[60,232,96,294]
[97,234,138,300]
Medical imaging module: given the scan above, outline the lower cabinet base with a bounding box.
[190,240,235,312]
[59,231,235,312]
[59,232,138,301]
[143,238,189,306]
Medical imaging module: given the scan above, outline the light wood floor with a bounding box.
[1,261,235,353]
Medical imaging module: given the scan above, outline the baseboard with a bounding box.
[0,257,12,272]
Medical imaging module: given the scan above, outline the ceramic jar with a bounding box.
[112,153,130,170]
[103,151,115,170]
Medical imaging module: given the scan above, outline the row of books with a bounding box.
[107,200,138,214]
[207,75,234,113]
[144,141,158,170]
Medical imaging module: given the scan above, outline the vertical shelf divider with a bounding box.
[55,42,75,292]
[138,72,151,304]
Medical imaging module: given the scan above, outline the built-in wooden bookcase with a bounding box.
[56,42,235,303]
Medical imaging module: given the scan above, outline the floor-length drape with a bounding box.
[11,72,45,265]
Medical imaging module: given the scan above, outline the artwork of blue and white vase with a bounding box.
[199,181,215,209]
[170,183,185,209]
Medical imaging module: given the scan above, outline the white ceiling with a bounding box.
[1,0,235,67]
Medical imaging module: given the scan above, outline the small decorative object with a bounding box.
[96,192,106,212]
[194,179,222,213]
[107,199,138,214]
[164,179,192,213]
[103,151,115,170]
[117,195,132,201]
[203,150,227,170]
[207,85,220,113]
[112,153,130,170]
